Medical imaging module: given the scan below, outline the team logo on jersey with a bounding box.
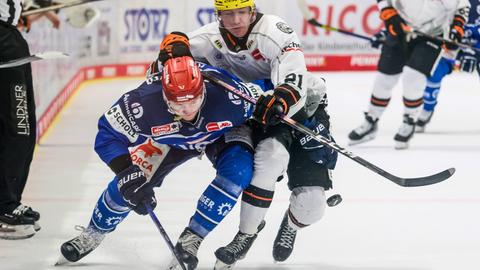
[276,22,294,34]
[151,122,181,136]
[214,39,223,49]
[206,121,233,132]
[131,102,144,119]
[214,53,223,60]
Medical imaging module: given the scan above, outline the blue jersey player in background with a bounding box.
[56,56,264,270]
[416,0,479,132]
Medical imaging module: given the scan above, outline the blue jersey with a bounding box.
[465,0,480,50]
[94,63,263,165]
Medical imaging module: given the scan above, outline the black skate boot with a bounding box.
[394,114,416,150]
[272,211,297,262]
[415,109,434,133]
[214,220,266,270]
[0,212,36,240]
[13,204,41,231]
[168,227,204,270]
[348,112,378,145]
[56,225,106,265]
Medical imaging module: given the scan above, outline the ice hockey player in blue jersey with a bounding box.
[416,0,479,132]
[56,55,265,269]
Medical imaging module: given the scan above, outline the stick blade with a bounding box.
[36,51,69,60]
[392,168,455,187]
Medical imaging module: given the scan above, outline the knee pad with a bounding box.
[372,72,401,100]
[288,186,326,229]
[216,145,253,191]
[250,138,289,190]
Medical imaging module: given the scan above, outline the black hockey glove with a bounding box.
[296,116,338,170]
[117,165,157,215]
[370,30,387,49]
[379,7,409,39]
[446,15,466,50]
[253,84,301,126]
[459,50,478,73]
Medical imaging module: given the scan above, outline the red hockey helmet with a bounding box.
[162,56,204,103]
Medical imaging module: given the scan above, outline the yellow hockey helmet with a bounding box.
[214,0,255,12]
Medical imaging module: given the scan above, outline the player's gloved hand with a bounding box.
[370,30,387,49]
[117,165,157,215]
[146,32,192,77]
[379,7,409,39]
[253,84,301,126]
[296,116,338,170]
[459,50,478,73]
[446,15,466,50]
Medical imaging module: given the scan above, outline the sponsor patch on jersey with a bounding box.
[206,121,233,132]
[228,92,242,105]
[151,122,181,136]
[276,22,294,34]
[131,102,144,119]
[105,105,139,143]
[214,39,223,49]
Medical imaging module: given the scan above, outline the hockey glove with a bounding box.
[446,15,466,50]
[117,165,157,215]
[147,32,192,77]
[379,7,409,39]
[459,50,478,73]
[253,84,301,126]
[296,116,338,170]
[370,30,387,49]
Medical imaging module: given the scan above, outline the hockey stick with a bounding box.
[21,0,103,16]
[0,51,68,69]
[145,203,187,270]
[296,0,374,42]
[202,70,455,187]
[409,29,480,53]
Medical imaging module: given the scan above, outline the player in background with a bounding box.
[148,0,338,268]
[0,0,59,240]
[56,56,265,270]
[416,0,480,132]
[348,0,471,149]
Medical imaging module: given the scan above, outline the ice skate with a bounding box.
[167,227,203,270]
[0,212,36,240]
[56,225,106,265]
[13,204,41,232]
[214,220,266,269]
[394,114,416,150]
[415,110,434,133]
[272,212,297,262]
[348,113,378,145]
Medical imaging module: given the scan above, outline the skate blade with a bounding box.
[394,141,409,150]
[214,259,236,270]
[0,224,36,240]
[34,222,41,232]
[414,125,425,133]
[54,254,70,266]
[348,133,376,146]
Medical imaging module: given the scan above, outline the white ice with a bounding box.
[1,72,479,270]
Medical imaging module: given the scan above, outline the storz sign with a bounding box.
[124,8,169,41]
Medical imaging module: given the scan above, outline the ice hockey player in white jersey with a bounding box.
[149,0,338,268]
[348,0,471,149]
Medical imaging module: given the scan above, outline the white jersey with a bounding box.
[188,13,308,116]
[0,0,23,26]
[378,0,471,36]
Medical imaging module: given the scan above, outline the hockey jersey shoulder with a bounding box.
[251,14,302,57]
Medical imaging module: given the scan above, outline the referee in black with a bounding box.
[0,0,41,240]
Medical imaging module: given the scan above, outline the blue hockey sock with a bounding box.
[89,178,131,233]
[423,57,453,111]
[189,145,253,238]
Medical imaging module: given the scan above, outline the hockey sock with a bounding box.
[402,66,427,118]
[89,178,131,232]
[423,57,453,111]
[189,145,253,238]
